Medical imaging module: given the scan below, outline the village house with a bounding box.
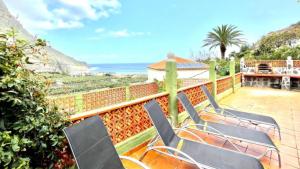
[147,55,209,82]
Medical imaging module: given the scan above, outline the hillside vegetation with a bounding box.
[44,73,147,95]
[230,22,300,60]
[0,0,89,74]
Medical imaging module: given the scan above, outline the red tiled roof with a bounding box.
[148,55,207,70]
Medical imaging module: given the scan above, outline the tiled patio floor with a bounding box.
[123,87,300,169]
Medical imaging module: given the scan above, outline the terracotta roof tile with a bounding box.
[148,55,208,70]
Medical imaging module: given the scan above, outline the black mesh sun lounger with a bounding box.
[143,100,264,169]
[178,92,281,167]
[63,116,149,169]
[200,85,281,139]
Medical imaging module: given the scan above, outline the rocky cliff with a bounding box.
[0,0,90,75]
[256,21,300,49]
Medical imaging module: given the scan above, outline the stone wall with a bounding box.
[244,76,282,88]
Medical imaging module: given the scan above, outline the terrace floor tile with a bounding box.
[124,87,300,169]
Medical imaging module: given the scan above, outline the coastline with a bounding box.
[89,63,150,76]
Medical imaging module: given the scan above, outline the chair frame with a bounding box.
[141,105,265,169]
[180,122,281,167]
[63,116,150,169]
[139,126,216,169]
[177,92,281,167]
[203,105,281,140]
[200,85,281,140]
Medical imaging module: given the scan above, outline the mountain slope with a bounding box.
[256,22,300,50]
[0,0,89,75]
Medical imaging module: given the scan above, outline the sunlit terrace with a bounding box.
[120,87,300,169]
[61,59,300,169]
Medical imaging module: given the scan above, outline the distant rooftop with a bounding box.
[148,55,208,70]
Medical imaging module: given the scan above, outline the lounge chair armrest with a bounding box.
[147,134,160,147]
[203,105,214,112]
[220,104,241,110]
[182,123,224,135]
[119,155,150,169]
[146,145,215,169]
[181,124,243,153]
[204,103,240,119]
[173,127,207,144]
[222,109,239,119]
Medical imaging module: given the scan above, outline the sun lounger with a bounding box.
[63,116,150,169]
[143,100,264,169]
[200,85,281,139]
[178,91,281,167]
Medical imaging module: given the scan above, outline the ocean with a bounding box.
[89,63,150,75]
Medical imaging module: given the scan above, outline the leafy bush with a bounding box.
[229,21,300,60]
[216,59,230,76]
[0,31,71,168]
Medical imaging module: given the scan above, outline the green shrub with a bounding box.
[0,31,71,168]
[216,59,230,76]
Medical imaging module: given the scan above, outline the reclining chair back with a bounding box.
[64,116,124,169]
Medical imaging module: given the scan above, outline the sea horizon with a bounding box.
[89,63,151,75]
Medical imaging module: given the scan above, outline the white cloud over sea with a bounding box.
[89,28,151,40]
[3,0,121,31]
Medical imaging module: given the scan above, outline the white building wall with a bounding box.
[148,69,165,81]
[177,70,209,79]
[147,69,209,82]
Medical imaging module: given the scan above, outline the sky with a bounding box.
[3,0,300,64]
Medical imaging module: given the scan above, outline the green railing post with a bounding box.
[125,86,131,101]
[230,57,236,93]
[165,59,178,127]
[209,59,217,98]
[75,94,83,113]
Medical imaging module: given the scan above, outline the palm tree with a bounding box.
[203,24,244,59]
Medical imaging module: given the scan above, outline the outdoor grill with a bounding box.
[256,63,272,74]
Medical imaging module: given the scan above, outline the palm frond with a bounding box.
[203,24,244,51]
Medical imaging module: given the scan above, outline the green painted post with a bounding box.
[75,94,83,113]
[125,86,131,101]
[209,59,217,98]
[230,57,236,93]
[165,59,178,127]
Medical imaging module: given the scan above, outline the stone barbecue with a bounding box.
[240,57,300,90]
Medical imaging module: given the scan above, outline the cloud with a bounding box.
[95,28,105,33]
[3,0,121,32]
[92,28,150,39]
[109,30,150,38]
[110,29,131,38]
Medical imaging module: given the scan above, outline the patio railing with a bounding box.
[48,82,159,114]
[69,72,241,153]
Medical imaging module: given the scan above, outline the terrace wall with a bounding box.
[216,76,232,94]
[49,82,159,114]
[69,73,242,154]
[48,95,77,113]
[129,82,159,99]
[82,87,127,112]
[180,78,208,88]
[235,72,242,85]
